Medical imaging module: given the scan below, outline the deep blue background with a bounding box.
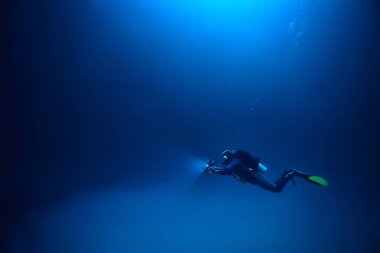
[2,0,380,252]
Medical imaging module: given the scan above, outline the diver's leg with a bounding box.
[248,171,293,193]
[272,171,294,193]
[248,172,278,192]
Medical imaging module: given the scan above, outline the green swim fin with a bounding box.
[306,175,329,187]
[295,171,329,187]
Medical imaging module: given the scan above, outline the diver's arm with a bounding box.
[210,166,232,175]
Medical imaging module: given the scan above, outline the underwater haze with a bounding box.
[2,0,380,253]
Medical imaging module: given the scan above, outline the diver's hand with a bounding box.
[203,166,216,174]
[207,160,216,167]
[203,166,212,174]
[203,160,216,174]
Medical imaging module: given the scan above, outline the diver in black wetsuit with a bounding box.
[204,149,328,193]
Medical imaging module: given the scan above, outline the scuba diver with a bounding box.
[204,149,328,193]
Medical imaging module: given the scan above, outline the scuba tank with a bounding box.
[233,149,265,173]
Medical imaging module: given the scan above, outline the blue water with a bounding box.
[2,0,380,252]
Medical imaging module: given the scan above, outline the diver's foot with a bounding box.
[283,169,299,178]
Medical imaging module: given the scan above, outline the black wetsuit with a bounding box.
[212,150,293,193]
